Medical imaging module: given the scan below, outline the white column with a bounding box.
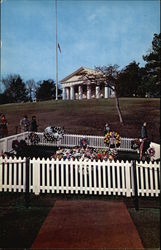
[96,85,100,99]
[104,86,109,98]
[108,84,115,97]
[70,86,75,100]
[62,87,66,100]
[87,85,91,99]
[78,85,83,100]
[111,88,115,97]
[66,88,70,100]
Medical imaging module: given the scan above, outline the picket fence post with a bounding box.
[25,157,30,208]
[132,160,139,210]
[125,161,132,197]
[33,158,40,195]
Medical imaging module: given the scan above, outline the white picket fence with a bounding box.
[0,132,136,153]
[0,157,26,193]
[0,156,160,197]
[136,161,160,196]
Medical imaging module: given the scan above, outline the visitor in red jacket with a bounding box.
[0,114,8,138]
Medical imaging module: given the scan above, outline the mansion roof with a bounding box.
[60,66,99,84]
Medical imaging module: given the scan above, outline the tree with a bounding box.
[36,80,55,101]
[143,33,161,97]
[0,93,9,104]
[136,67,149,97]
[80,65,124,124]
[2,74,28,103]
[36,80,54,101]
[36,79,62,101]
[117,61,144,97]
[26,79,36,102]
[96,65,124,124]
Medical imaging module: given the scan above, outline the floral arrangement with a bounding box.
[12,140,20,150]
[28,132,40,144]
[93,148,108,160]
[108,148,118,161]
[43,126,64,142]
[104,131,121,148]
[12,139,28,153]
[80,138,89,148]
[131,139,141,150]
[146,147,155,157]
[52,146,118,161]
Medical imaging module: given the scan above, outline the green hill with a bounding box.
[0,98,160,143]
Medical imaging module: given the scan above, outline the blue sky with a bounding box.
[1,0,160,86]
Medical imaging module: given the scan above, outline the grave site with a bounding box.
[1,0,160,247]
[0,112,160,248]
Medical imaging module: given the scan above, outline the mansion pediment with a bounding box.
[60,66,97,85]
[60,66,115,100]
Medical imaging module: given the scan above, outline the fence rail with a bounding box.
[0,132,136,153]
[0,132,29,153]
[0,156,160,197]
[36,133,135,152]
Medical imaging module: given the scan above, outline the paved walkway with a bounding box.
[32,200,144,249]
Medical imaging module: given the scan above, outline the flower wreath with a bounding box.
[43,126,64,142]
[146,147,155,157]
[80,138,89,148]
[104,131,120,148]
[28,132,40,144]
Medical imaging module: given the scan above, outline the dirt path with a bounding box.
[31,200,144,249]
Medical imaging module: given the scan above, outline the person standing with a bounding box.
[104,123,110,135]
[141,122,148,139]
[30,115,38,132]
[140,122,148,160]
[0,114,8,138]
[20,115,30,132]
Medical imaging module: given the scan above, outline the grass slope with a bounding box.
[0,98,160,143]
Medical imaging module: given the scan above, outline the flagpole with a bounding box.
[55,0,58,100]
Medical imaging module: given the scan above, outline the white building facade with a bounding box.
[60,67,115,100]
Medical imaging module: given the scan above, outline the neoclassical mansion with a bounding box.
[60,67,115,100]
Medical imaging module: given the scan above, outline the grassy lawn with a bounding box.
[129,208,160,249]
[0,98,160,143]
[0,193,52,248]
[0,193,160,249]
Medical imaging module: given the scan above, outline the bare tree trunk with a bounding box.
[114,90,124,124]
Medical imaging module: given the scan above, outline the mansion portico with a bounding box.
[60,67,115,100]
